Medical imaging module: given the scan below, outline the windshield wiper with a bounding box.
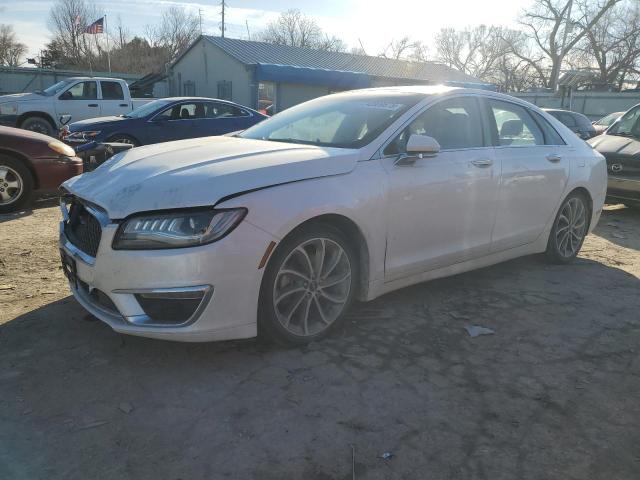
[609,132,636,137]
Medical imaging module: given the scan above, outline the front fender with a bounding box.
[217,160,389,286]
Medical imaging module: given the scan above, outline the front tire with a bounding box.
[0,155,34,213]
[259,224,358,346]
[546,192,590,264]
[105,135,139,147]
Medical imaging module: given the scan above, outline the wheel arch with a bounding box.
[105,132,141,145]
[17,111,57,130]
[267,213,372,301]
[0,149,38,188]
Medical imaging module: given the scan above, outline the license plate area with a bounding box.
[60,249,78,288]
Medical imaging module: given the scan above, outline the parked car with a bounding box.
[62,97,267,147]
[0,126,82,213]
[0,77,152,137]
[59,86,606,345]
[543,108,597,139]
[592,111,624,136]
[588,103,640,208]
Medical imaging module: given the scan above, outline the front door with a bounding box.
[383,96,500,282]
[55,80,100,124]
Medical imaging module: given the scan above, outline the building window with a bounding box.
[183,81,196,96]
[217,81,232,101]
[258,81,276,115]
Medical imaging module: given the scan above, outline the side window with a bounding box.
[383,96,484,155]
[169,103,201,120]
[559,112,577,127]
[101,81,124,100]
[531,111,566,146]
[489,100,544,146]
[155,105,176,121]
[61,81,97,100]
[205,102,247,118]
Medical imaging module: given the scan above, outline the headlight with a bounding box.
[48,141,76,157]
[0,102,17,115]
[113,208,247,250]
[77,130,101,140]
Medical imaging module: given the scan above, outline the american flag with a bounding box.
[84,17,104,34]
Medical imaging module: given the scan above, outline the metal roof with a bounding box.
[202,36,485,85]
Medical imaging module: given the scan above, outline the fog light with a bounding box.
[129,286,212,326]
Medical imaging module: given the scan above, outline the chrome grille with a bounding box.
[64,200,102,257]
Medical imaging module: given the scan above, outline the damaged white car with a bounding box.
[60,86,607,345]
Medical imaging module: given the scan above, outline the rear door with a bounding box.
[488,99,570,251]
[99,81,130,117]
[55,80,100,123]
[199,102,251,136]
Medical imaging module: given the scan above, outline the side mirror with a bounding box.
[395,134,440,166]
[59,114,72,125]
[59,91,72,100]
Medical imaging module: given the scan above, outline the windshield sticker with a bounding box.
[361,102,404,111]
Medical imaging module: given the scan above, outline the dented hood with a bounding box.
[63,136,359,219]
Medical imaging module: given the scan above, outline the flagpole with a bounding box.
[105,14,111,73]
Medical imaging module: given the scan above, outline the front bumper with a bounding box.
[59,212,277,342]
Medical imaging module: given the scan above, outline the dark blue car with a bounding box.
[62,97,267,146]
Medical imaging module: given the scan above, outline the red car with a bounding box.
[0,126,83,213]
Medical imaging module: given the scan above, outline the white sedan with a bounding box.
[59,86,607,345]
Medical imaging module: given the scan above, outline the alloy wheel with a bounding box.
[0,166,23,205]
[272,237,352,337]
[555,197,587,258]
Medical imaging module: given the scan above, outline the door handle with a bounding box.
[546,154,562,163]
[471,159,493,167]
[119,103,128,107]
[88,104,99,107]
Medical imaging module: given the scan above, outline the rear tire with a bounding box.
[258,223,358,346]
[20,116,55,137]
[545,191,590,264]
[0,155,34,214]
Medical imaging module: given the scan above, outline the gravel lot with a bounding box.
[1,201,639,479]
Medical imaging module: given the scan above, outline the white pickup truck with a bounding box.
[0,77,152,137]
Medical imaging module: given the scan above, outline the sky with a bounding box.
[0,0,531,60]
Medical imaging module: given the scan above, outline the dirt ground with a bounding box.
[1,200,639,479]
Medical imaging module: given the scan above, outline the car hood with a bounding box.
[0,92,42,103]
[589,134,640,158]
[69,116,128,131]
[63,136,359,219]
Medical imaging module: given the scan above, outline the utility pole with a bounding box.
[220,0,226,38]
[199,9,203,35]
[245,19,250,40]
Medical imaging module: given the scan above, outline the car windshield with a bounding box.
[607,106,640,138]
[596,112,621,127]
[124,99,175,119]
[38,79,74,96]
[239,92,425,149]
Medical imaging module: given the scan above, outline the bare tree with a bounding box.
[435,26,515,79]
[379,37,428,61]
[145,6,199,60]
[578,0,640,88]
[0,25,27,66]
[518,0,623,89]
[259,9,346,52]
[48,0,99,66]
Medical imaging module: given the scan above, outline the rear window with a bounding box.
[531,111,566,145]
[101,81,124,100]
